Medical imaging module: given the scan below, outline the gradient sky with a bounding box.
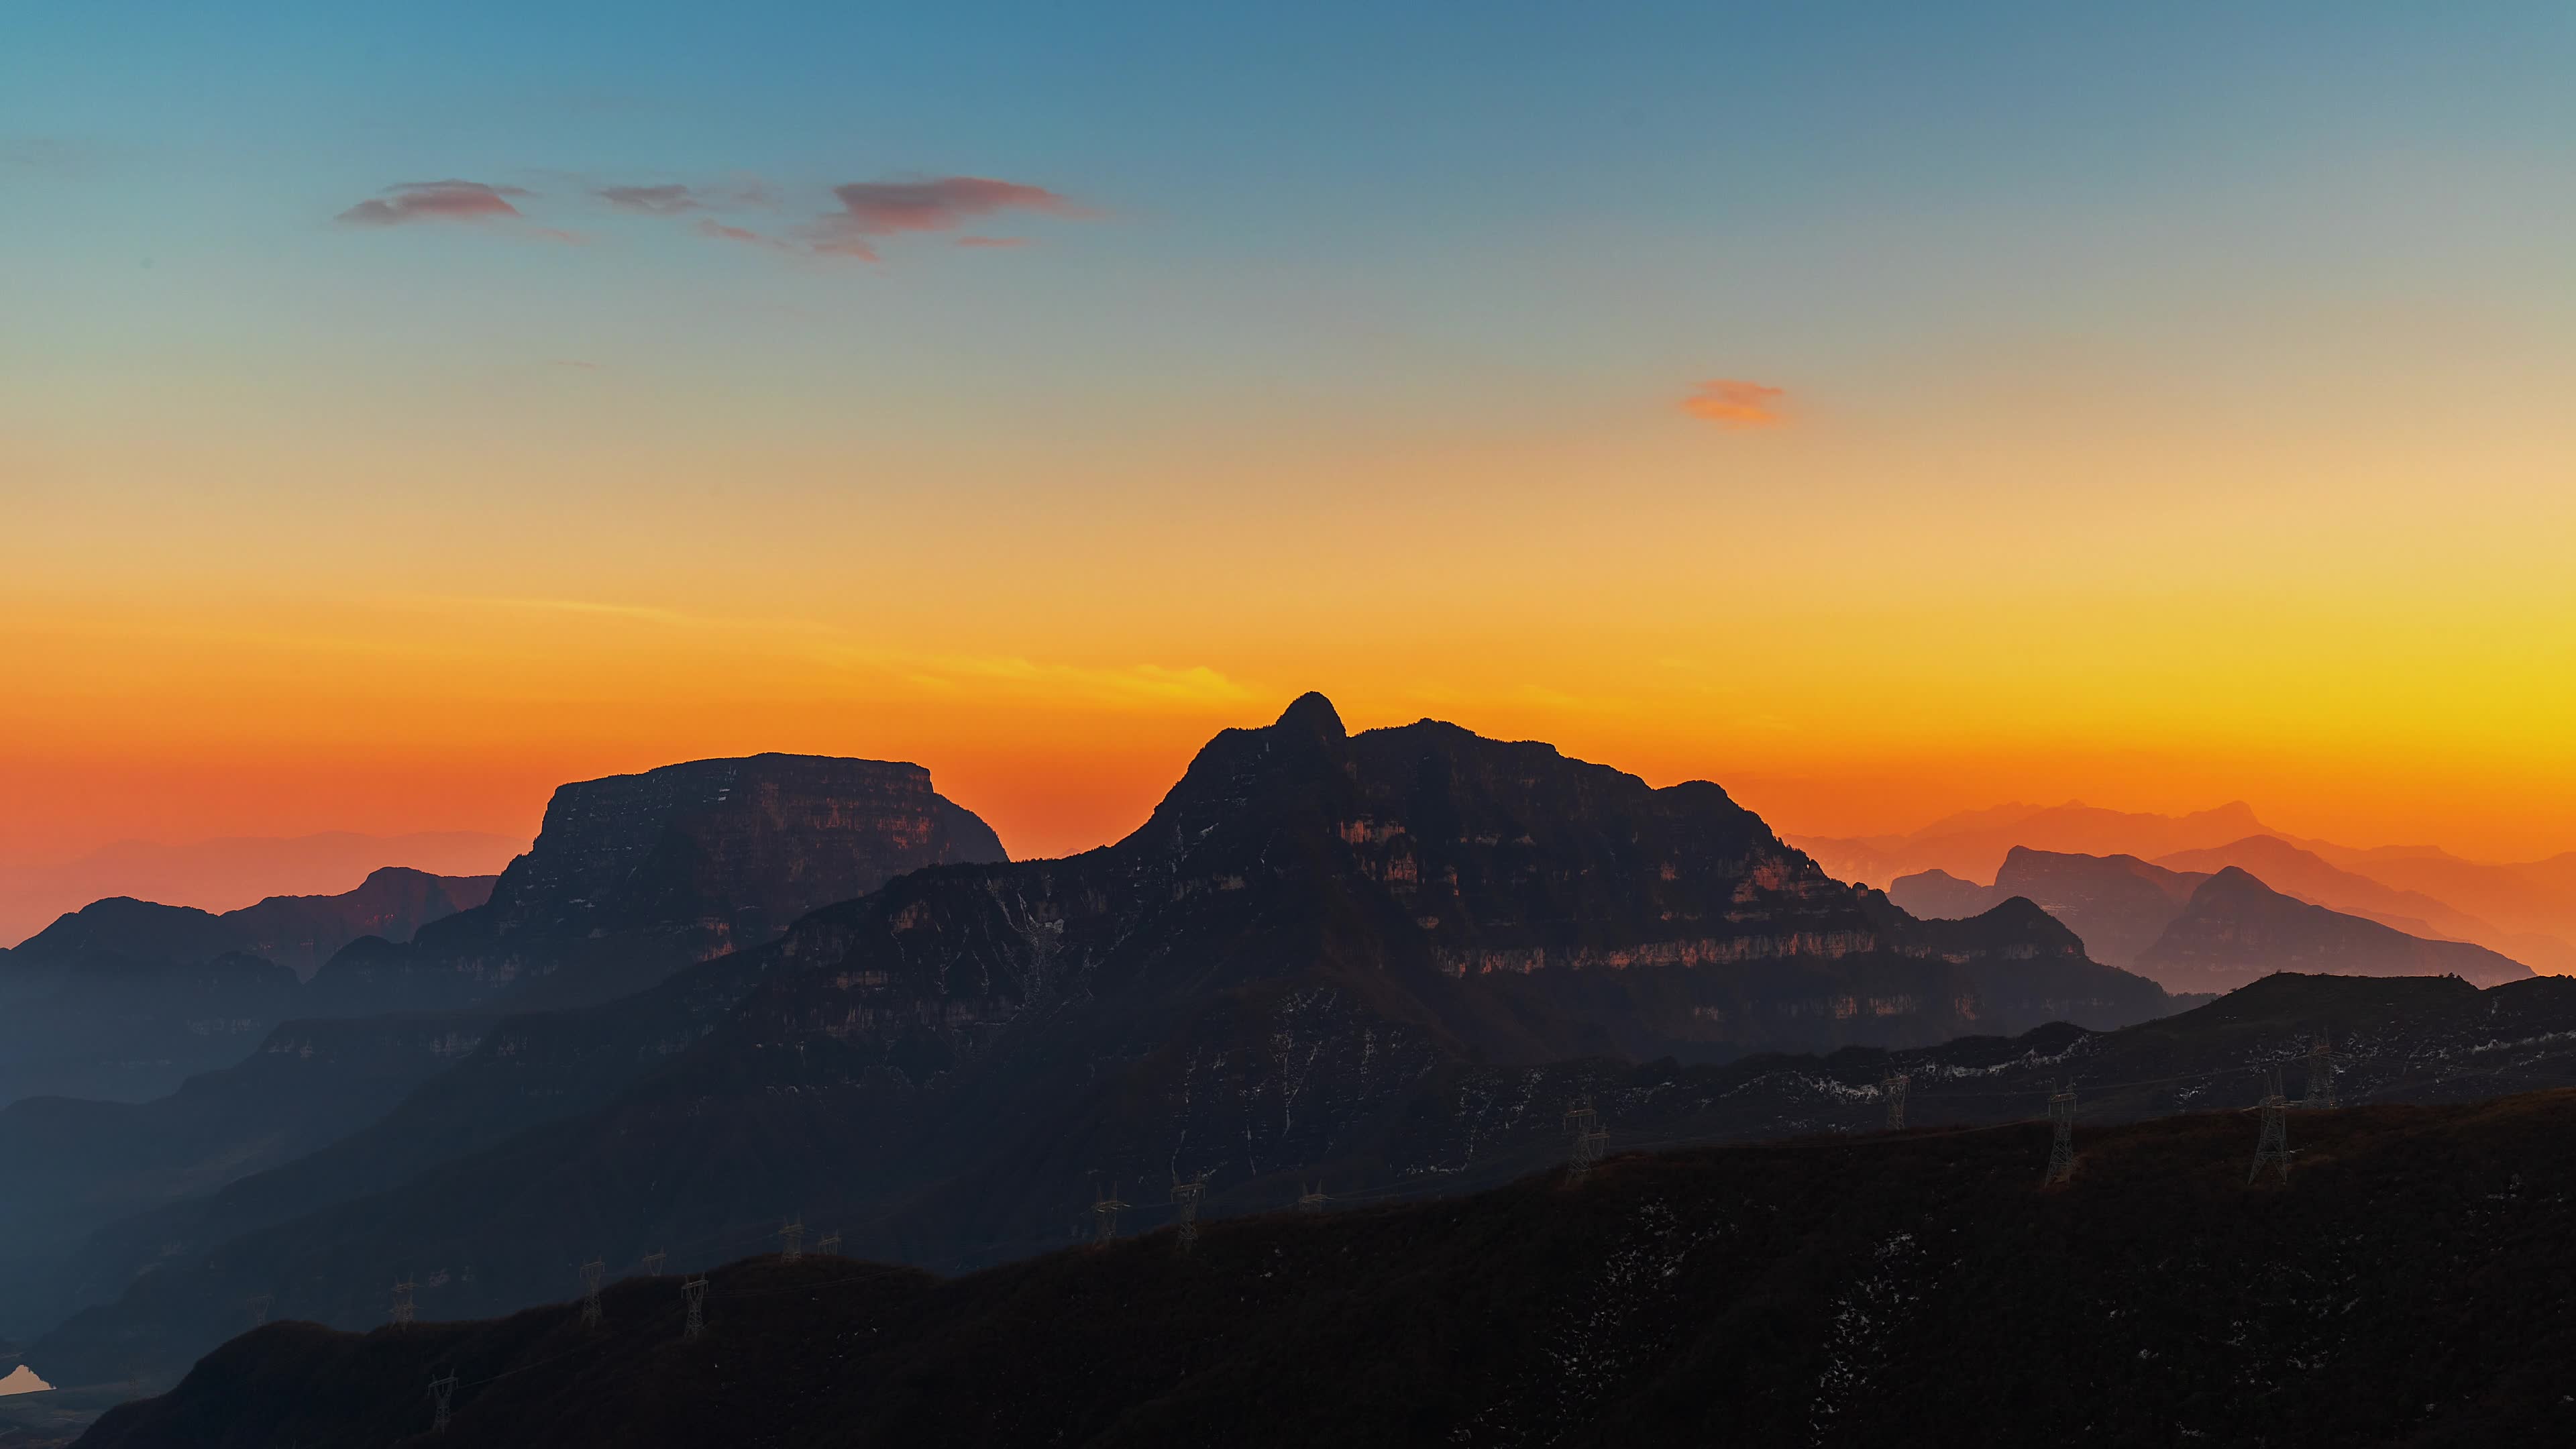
[5,2,2573,873]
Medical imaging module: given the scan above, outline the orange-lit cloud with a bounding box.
[336,180,530,225]
[1681,378,1788,429]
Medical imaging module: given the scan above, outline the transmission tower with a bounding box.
[2250,1069,2296,1185]
[1882,1071,1911,1131]
[390,1278,418,1328]
[2302,1033,2339,1109]
[1171,1171,1210,1252]
[1297,1181,1328,1214]
[641,1249,667,1277]
[1091,1179,1129,1245]
[776,1216,805,1263]
[682,1275,708,1340]
[2041,1082,2077,1186]
[427,1372,457,1435]
[816,1231,841,1256]
[1564,1095,1609,1182]
[578,1258,606,1329]
[244,1293,272,1328]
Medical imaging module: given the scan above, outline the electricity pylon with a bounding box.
[776,1216,805,1263]
[2303,1033,2338,1109]
[1297,1181,1328,1214]
[1882,1071,1911,1131]
[1091,1179,1129,1244]
[2251,1069,2295,1184]
[641,1249,667,1277]
[390,1278,417,1328]
[1171,1171,1210,1252]
[1565,1095,1609,1182]
[244,1293,271,1329]
[2042,1082,2077,1186]
[682,1275,708,1340]
[427,1372,457,1434]
[578,1258,606,1329]
[816,1231,841,1255]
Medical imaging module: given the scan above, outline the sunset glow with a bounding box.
[5,3,2572,885]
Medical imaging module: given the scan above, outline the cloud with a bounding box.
[337,179,530,226]
[955,235,1028,249]
[598,183,700,213]
[1680,378,1788,429]
[696,217,794,251]
[813,176,1090,256]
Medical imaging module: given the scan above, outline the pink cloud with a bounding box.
[812,176,1090,255]
[1680,378,1788,429]
[337,180,529,226]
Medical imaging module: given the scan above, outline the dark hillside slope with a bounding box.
[81,1089,2576,1448]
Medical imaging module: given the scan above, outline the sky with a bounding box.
[4,2,2573,877]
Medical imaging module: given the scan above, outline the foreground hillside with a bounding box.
[82,1089,2576,1448]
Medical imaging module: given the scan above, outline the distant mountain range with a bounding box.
[1796,803,2575,974]
[0,832,523,950]
[1890,849,2530,991]
[0,869,494,1106]
[20,696,2176,1391]
[78,1046,2576,1445]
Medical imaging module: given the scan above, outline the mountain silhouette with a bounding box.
[23,696,2169,1392]
[2134,867,2532,993]
[1890,847,2206,967]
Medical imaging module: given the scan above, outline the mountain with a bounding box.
[303,754,1006,1015]
[0,871,496,1108]
[0,1012,491,1338]
[1788,800,2269,889]
[1891,847,2206,968]
[23,696,2172,1392]
[0,833,522,952]
[2159,835,2576,974]
[2133,867,2533,993]
[76,1084,2576,1448]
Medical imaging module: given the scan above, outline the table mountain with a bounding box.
[305,754,1005,1015]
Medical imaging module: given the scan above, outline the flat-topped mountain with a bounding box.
[28,696,2171,1389]
[2135,867,2533,992]
[305,753,1006,1014]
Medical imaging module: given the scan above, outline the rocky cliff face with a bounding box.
[307,754,1006,1014]
[2135,867,2534,992]
[30,698,2176,1390]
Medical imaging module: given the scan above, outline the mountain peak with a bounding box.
[1273,691,1347,739]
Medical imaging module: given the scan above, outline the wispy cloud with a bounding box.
[1680,378,1788,429]
[336,179,530,226]
[955,235,1030,249]
[810,176,1091,260]
[696,217,794,251]
[598,183,700,214]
